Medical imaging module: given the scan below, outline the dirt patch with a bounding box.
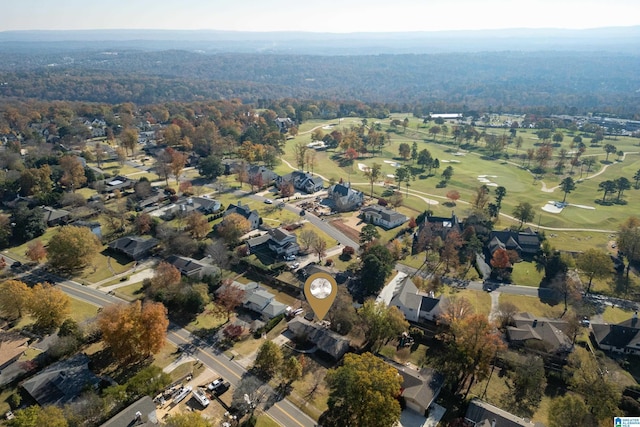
[329,218,361,244]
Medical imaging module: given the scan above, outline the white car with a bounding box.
[264,199,273,204]
[290,262,300,270]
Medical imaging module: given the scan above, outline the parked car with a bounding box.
[289,262,300,270]
[264,199,273,204]
[208,378,230,396]
[284,254,296,261]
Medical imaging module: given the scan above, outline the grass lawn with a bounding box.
[184,303,227,333]
[113,282,145,301]
[152,341,180,369]
[444,288,492,317]
[602,305,636,323]
[256,415,282,427]
[78,250,135,284]
[232,319,288,358]
[5,227,59,262]
[168,360,206,382]
[511,262,544,287]
[69,297,100,323]
[498,294,564,318]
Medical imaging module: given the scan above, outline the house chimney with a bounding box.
[532,319,538,328]
[135,411,142,421]
[633,312,638,327]
[491,419,496,427]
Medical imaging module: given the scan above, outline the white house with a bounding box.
[361,205,408,229]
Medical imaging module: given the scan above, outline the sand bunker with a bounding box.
[358,163,370,172]
[383,160,400,167]
[542,201,564,214]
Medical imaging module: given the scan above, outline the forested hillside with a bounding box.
[1,49,639,117]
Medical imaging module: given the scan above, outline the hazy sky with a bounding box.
[2,0,639,32]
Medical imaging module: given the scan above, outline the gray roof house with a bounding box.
[487,228,541,259]
[327,183,365,212]
[506,313,572,355]
[591,313,640,355]
[161,196,222,219]
[108,236,159,260]
[245,227,300,258]
[217,281,288,320]
[465,398,545,427]
[385,358,444,416]
[21,354,101,407]
[224,203,261,230]
[389,277,447,322]
[100,396,158,427]
[277,171,324,194]
[248,165,279,187]
[361,205,408,229]
[287,317,350,360]
[43,206,70,227]
[166,255,220,278]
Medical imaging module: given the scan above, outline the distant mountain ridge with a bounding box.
[1,27,639,54]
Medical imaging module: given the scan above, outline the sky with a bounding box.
[1,0,639,33]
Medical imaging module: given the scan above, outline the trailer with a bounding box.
[193,387,210,408]
[173,386,192,404]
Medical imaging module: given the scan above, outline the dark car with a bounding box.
[10,261,22,269]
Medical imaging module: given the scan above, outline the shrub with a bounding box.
[377,198,388,206]
[325,259,334,266]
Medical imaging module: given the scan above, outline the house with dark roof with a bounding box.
[246,227,300,258]
[0,332,29,373]
[421,213,463,240]
[506,313,572,356]
[465,398,545,427]
[277,171,324,194]
[102,175,134,194]
[361,205,408,229]
[591,313,640,354]
[108,236,159,260]
[327,183,365,212]
[223,203,261,230]
[161,196,222,220]
[100,396,158,427]
[43,206,70,227]
[274,117,295,133]
[248,165,279,187]
[166,255,220,278]
[21,354,101,407]
[385,358,444,416]
[287,317,350,360]
[486,228,541,260]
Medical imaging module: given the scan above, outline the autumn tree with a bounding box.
[253,340,283,379]
[560,176,576,203]
[446,190,460,205]
[0,279,31,319]
[46,226,102,273]
[146,261,182,299]
[98,301,169,364]
[168,149,188,184]
[311,236,327,262]
[321,352,402,427]
[617,217,640,282]
[513,202,535,229]
[398,143,411,161]
[490,248,512,280]
[29,283,71,332]
[134,212,154,235]
[439,313,505,396]
[120,127,138,158]
[280,356,303,387]
[216,282,245,321]
[358,300,409,352]
[576,249,613,294]
[185,211,209,239]
[293,142,308,170]
[25,240,47,263]
[217,213,251,245]
[364,162,382,198]
[59,156,87,192]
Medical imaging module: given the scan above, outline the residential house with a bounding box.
[161,196,221,220]
[486,228,541,260]
[287,317,350,360]
[421,213,463,241]
[216,281,288,320]
[224,203,261,230]
[102,175,134,194]
[274,117,295,133]
[277,171,324,194]
[465,398,546,427]
[361,205,408,229]
[222,159,244,175]
[43,206,70,227]
[100,396,158,427]
[166,255,220,278]
[0,332,29,374]
[591,313,640,355]
[21,354,101,407]
[72,221,102,239]
[108,236,159,260]
[246,227,300,258]
[248,165,279,187]
[506,313,573,356]
[327,183,364,212]
[385,358,444,416]
[387,276,447,323]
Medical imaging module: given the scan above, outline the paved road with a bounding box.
[33,274,317,427]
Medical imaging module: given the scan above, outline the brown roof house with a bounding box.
[361,205,408,230]
[287,317,350,360]
[465,398,546,427]
[385,358,444,416]
[591,312,640,355]
[506,313,573,356]
[0,332,29,373]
